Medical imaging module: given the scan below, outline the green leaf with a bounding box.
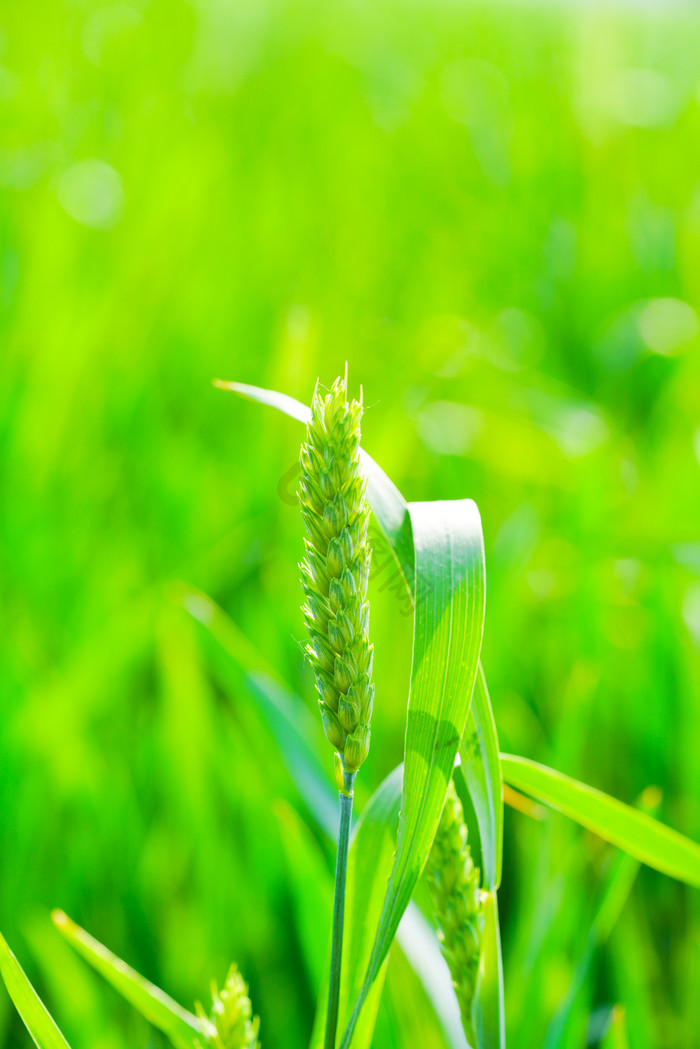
[51,912,209,1049]
[216,380,503,1048]
[472,892,505,1049]
[0,932,71,1049]
[339,498,486,1048]
[500,755,700,888]
[458,667,504,892]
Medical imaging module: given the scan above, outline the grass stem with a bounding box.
[325,770,356,1049]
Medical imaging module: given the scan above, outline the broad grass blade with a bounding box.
[500,755,700,888]
[51,912,208,1049]
[339,499,486,1048]
[0,933,71,1049]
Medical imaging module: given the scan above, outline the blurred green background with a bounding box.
[2,0,700,1046]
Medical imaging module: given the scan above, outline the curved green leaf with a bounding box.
[51,912,209,1049]
[458,667,504,892]
[339,498,486,1047]
[0,932,71,1049]
[500,755,700,888]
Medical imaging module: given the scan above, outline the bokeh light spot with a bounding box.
[56,159,124,230]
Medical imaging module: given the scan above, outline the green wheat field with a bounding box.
[2,1,700,1047]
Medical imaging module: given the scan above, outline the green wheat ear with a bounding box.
[298,373,374,775]
[426,780,484,1046]
[195,965,260,1049]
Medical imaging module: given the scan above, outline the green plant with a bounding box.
[297,373,374,1049]
[2,373,700,1049]
[426,782,484,1046]
[195,967,260,1049]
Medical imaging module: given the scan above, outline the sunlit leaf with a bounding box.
[0,933,71,1049]
[51,912,208,1049]
[500,756,700,888]
[338,498,486,1047]
[457,667,504,892]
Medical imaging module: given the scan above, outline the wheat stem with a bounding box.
[325,768,355,1049]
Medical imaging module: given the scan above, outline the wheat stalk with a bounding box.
[298,371,374,1049]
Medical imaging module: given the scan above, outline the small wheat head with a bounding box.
[195,965,260,1049]
[298,373,374,775]
[426,779,484,1046]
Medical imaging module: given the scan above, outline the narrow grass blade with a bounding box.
[51,912,209,1049]
[274,799,333,990]
[339,499,486,1048]
[500,755,700,888]
[213,379,312,424]
[0,933,71,1049]
[179,584,337,836]
[473,892,505,1049]
[458,667,503,892]
[23,916,112,1049]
